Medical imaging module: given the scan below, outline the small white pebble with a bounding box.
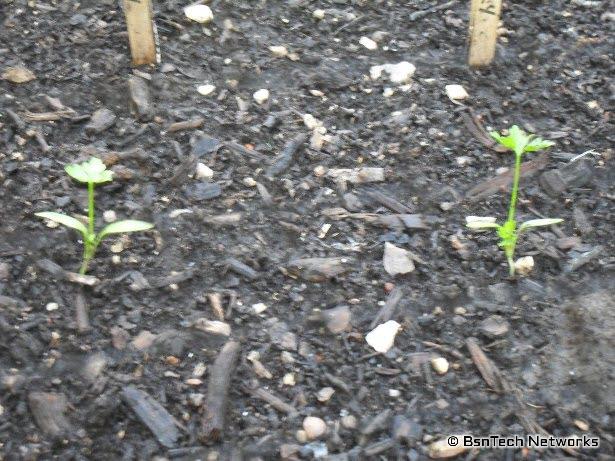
[456,156,472,166]
[184,4,213,23]
[111,255,121,264]
[303,416,327,439]
[195,163,214,180]
[197,84,216,96]
[192,362,207,377]
[317,387,335,402]
[514,256,534,276]
[46,302,59,312]
[431,357,449,375]
[454,306,467,315]
[252,302,268,314]
[242,177,257,187]
[253,88,270,104]
[445,84,469,101]
[269,45,288,58]
[282,373,296,386]
[103,210,117,223]
[388,389,401,397]
[312,9,325,20]
[309,89,325,97]
[383,87,394,98]
[313,165,327,177]
[359,36,378,50]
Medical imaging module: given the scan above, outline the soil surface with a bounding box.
[1,0,614,460]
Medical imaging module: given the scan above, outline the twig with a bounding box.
[243,386,298,416]
[75,287,90,333]
[370,287,403,328]
[200,341,240,442]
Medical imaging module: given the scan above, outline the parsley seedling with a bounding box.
[36,158,154,274]
[466,126,562,276]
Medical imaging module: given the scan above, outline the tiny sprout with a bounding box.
[466,126,562,276]
[36,158,154,274]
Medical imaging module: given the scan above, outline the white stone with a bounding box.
[282,372,296,386]
[371,62,416,84]
[445,84,469,101]
[456,156,472,166]
[252,302,268,314]
[383,87,394,98]
[383,242,415,275]
[103,210,117,223]
[303,416,327,440]
[46,302,59,312]
[312,9,325,20]
[197,84,216,96]
[431,357,449,375]
[303,113,322,130]
[359,36,378,50]
[388,389,401,397]
[242,177,257,187]
[184,4,213,24]
[253,88,270,104]
[269,45,288,57]
[365,320,401,353]
[317,387,335,402]
[195,163,214,180]
[514,256,534,276]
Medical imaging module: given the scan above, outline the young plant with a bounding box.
[36,157,154,274]
[466,125,562,276]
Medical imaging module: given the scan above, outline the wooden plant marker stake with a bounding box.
[123,0,158,66]
[468,0,502,67]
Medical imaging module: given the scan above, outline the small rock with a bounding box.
[479,315,510,338]
[359,36,378,50]
[128,76,153,120]
[269,321,297,350]
[184,4,213,23]
[242,177,257,187]
[574,419,589,431]
[312,9,325,20]
[428,438,467,458]
[252,302,268,314]
[370,62,416,84]
[296,430,308,443]
[430,357,449,375]
[388,389,401,397]
[317,387,335,402]
[131,330,157,351]
[282,373,296,386]
[160,63,176,73]
[82,352,108,381]
[326,167,385,184]
[514,256,534,276]
[383,242,415,276]
[195,163,214,180]
[269,45,288,57]
[86,108,116,134]
[365,320,401,353]
[341,415,358,429]
[303,113,322,130]
[2,66,36,83]
[103,210,117,223]
[46,302,59,312]
[320,305,351,333]
[253,89,270,104]
[184,182,222,201]
[197,84,216,96]
[0,262,9,280]
[188,393,205,407]
[303,416,327,440]
[280,444,301,459]
[445,84,469,101]
[111,326,130,350]
[193,319,231,336]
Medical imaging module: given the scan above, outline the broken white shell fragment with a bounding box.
[370,62,416,84]
[184,4,214,24]
[514,256,534,276]
[252,302,268,314]
[445,84,469,101]
[365,320,401,353]
[431,357,450,375]
[197,84,216,96]
[253,88,270,104]
[269,45,288,58]
[359,36,378,50]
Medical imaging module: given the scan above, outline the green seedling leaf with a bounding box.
[99,220,154,240]
[35,212,88,236]
[519,218,563,232]
[65,157,113,184]
[524,137,555,152]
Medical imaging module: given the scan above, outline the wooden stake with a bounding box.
[468,0,502,67]
[123,0,157,66]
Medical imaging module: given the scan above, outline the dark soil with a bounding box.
[1,0,614,460]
